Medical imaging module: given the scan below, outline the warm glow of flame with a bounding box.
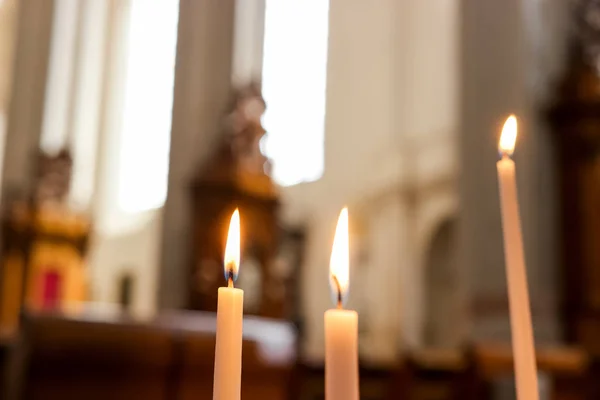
[329,208,349,306]
[224,209,240,282]
[499,115,517,156]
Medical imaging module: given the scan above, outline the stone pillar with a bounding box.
[231,0,264,87]
[1,0,55,199]
[362,193,414,363]
[392,0,461,348]
[460,0,527,340]
[0,0,18,111]
[158,0,236,308]
[0,0,18,191]
[459,0,561,341]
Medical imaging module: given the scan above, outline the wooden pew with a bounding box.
[4,309,297,400]
[289,361,396,400]
[6,311,174,400]
[162,313,296,400]
[403,348,468,400]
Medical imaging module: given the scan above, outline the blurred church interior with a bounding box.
[1,0,600,398]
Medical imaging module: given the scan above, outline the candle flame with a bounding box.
[499,115,517,156]
[224,209,240,284]
[329,207,349,307]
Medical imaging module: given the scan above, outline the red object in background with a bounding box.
[41,270,61,309]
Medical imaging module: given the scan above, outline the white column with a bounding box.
[324,0,396,182]
[459,0,531,339]
[393,0,459,141]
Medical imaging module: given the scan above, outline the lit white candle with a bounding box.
[213,209,244,400]
[497,115,539,400]
[325,208,359,400]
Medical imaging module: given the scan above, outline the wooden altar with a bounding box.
[189,84,300,320]
[0,150,90,335]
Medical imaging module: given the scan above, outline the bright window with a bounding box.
[261,0,329,186]
[118,0,179,212]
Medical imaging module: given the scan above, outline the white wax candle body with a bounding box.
[213,287,244,400]
[497,156,539,400]
[325,308,359,400]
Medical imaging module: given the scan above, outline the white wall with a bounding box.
[394,0,458,139]
[159,0,236,308]
[292,0,460,361]
[54,0,461,347]
[89,210,162,317]
[1,0,54,198]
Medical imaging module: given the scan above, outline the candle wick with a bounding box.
[227,270,234,288]
[499,150,512,160]
[332,275,343,309]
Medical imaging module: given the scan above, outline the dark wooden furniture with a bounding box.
[159,313,297,400]
[548,50,600,352]
[0,334,11,397]
[3,317,596,400]
[7,313,174,400]
[546,1,600,354]
[190,180,280,316]
[4,308,297,400]
[189,84,299,320]
[403,349,468,400]
[467,343,589,400]
[0,202,90,335]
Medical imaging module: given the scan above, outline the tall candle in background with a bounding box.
[497,116,539,400]
[325,208,359,400]
[213,209,244,400]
